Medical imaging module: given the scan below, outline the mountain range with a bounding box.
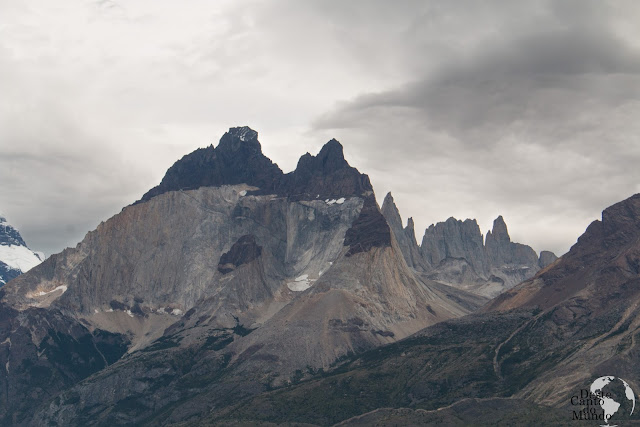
[0,127,637,426]
[381,194,557,298]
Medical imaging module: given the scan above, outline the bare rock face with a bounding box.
[485,216,538,268]
[414,215,558,298]
[0,127,486,425]
[379,197,557,298]
[421,217,488,277]
[538,250,558,268]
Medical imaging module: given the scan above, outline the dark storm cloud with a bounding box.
[316,28,640,138]
[313,1,640,254]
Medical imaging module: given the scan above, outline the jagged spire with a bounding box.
[490,215,510,242]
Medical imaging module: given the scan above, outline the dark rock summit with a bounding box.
[140,127,372,203]
[279,139,373,201]
[140,127,283,202]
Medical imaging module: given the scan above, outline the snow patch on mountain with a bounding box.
[0,245,42,272]
[287,274,314,291]
[36,285,68,296]
[325,198,346,206]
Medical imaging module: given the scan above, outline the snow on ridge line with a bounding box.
[0,245,43,272]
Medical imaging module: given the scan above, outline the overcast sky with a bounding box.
[2,0,640,257]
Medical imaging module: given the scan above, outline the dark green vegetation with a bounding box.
[332,398,570,426]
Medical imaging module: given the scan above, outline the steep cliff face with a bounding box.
[1,127,485,425]
[423,216,557,297]
[421,217,488,276]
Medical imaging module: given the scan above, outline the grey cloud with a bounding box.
[313,3,640,255]
[315,28,640,140]
[2,0,640,258]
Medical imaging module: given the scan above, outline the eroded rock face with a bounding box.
[485,216,539,268]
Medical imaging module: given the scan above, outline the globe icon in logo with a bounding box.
[590,376,636,426]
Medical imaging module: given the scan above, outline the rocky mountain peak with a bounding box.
[317,138,348,170]
[280,138,372,201]
[139,127,283,202]
[381,193,402,226]
[538,250,558,268]
[379,194,429,270]
[487,215,510,243]
[0,215,27,247]
[216,126,260,152]
[382,191,394,206]
[420,217,487,276]
[405,217,415,234]
[292,139,349,175]
[140,129,373,204]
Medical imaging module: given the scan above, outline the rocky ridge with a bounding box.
[380,194,557,297]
